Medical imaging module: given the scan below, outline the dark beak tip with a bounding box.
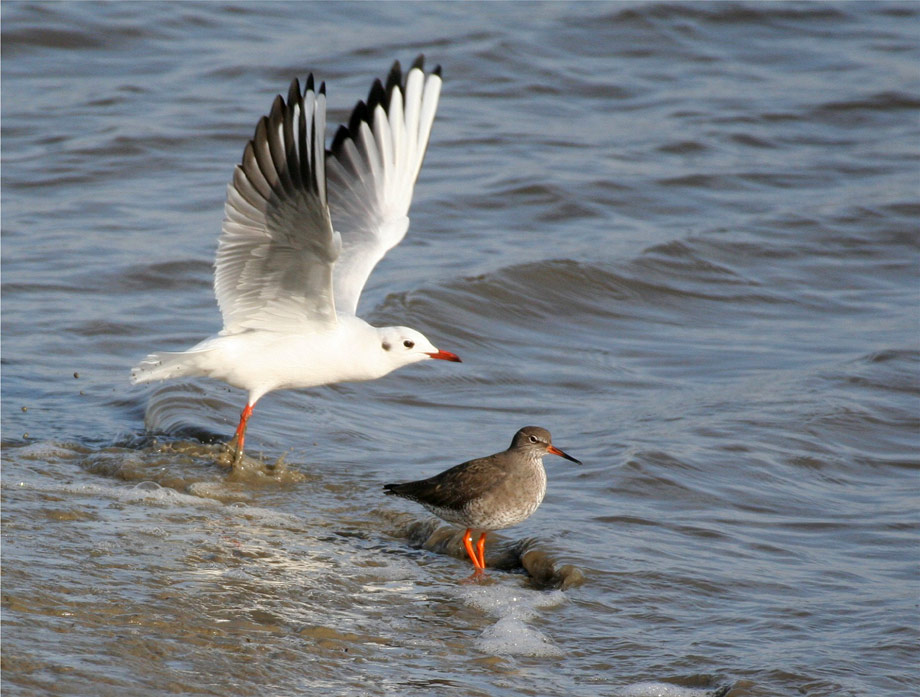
[549,445,581,465]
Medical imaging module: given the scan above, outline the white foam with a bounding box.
[5,477,311,532]
[620,682,722,697]
[185,481,251,503]
[476,616,563,657]
[455,583,568,656]
[125,480,223,507]
[458,584,567,620]
[7,440,78,461]
[224,500,303,527]
[3,477,223,509]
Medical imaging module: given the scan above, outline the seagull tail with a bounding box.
[130,350,204,385]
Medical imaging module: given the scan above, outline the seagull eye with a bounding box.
[382,342,391,351]
[529,435,538,444]
[403,340,415,349]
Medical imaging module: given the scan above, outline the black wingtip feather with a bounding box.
[319,81,326,96]
[283,80,303,190]
[253,115,268,144]
[270,94,285,118]
[328,57,441,159]
[330,124,349,154]
[385,60,402,98]
[267,95,295,194]
[367,78,388,114]
[305,73,314,92]
[287,77,301,105]
[347,100,368,136]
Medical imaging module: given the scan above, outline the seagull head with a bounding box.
[376,326,461,369]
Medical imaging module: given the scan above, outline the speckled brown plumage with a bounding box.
[384,426,580,572]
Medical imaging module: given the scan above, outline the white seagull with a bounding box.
[132,56,460,466]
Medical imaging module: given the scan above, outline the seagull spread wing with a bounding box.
[327,56,442,316]
[215,76,341,334]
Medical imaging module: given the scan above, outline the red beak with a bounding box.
[426,350,461,362]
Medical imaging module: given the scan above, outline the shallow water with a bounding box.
[2,2,918,696]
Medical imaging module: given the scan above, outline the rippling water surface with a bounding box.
[2,3,918,696]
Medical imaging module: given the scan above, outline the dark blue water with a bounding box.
[2,3,918,696]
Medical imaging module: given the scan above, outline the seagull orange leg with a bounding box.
[476,533,487,570]
[230,403,254,465]
[462,528,485,570]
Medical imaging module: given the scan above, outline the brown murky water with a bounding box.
[2,3,918,696]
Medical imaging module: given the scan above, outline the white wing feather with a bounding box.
[327,57,442,316]
[213,58,440,332]
[214,76,340,334]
